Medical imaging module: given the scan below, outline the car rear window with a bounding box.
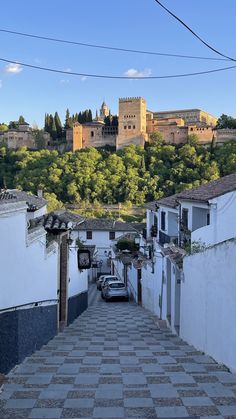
[109,283,125,289]
[104,277,118,282]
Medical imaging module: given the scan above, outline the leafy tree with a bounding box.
[104,115,111,126]
[8,121,18,129]
[44,192,64,212]
[1,139,235,209]
[111,115,118,126]
[0,123,8,132]
[187,133,199,146]
[32,130,46,150]
[148,131,164,146]
[216,114,236,129]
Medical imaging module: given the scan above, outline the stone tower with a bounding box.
[116,97,148,149]
[100,101,110,120]
[72,122,83,151]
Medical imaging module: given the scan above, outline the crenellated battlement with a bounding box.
[119,97,145,102]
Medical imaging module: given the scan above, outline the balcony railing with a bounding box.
[151,225,157,237]
[159,231,178,246]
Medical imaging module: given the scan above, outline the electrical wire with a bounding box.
[0,28,230,62]
[153,0,236,62]
[1,57,236,79]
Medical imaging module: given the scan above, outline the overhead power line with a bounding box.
[1,57,236,79]
[0,28,230,62]
[153,0,236,62]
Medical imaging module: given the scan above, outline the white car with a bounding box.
[101,275,119,298]
[103,281,129,302]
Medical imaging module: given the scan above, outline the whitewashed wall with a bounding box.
[141,259,162,316]
[180,238,236,372]
[127,264,138,302]
[68,246,88,298]
[112,256,124,281]
[158,205,178,237]
[0,202,58,310]
[192,191,236,246]
[27,205,47,221]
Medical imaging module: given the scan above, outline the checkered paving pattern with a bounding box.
[1,284,236,418]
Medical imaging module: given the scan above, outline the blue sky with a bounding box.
[1,0,236,127]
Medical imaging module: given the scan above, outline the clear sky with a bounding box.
[1,0,236,127]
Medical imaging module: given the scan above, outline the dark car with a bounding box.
[103,281,129,302]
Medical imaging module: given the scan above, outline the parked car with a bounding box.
[96,275,106,290]
[103,281,129,302]
[97,275,118,291]
[101,276,120,298]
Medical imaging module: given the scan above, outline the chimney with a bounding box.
[37,189,43,198]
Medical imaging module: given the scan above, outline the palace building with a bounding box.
[66,98,220,151]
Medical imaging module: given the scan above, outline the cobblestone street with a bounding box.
[1,284,236,418]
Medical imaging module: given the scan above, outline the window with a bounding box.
[161,211,166,231]
[91,131,94,137]
[109,283,125,289]
[207,213,210,225]
[86,231,92,240]
[109,231,115,240]
[124,126,127,129]
[133,125,135,129]
[128,125,131,129]
[182,208,188,230]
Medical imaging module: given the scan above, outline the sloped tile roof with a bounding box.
[75,218,145,232]
[0,189,47,210]
[177,173,236,202]
[154,193,180,209]
[31,210,84,232]
[146,173,236,209]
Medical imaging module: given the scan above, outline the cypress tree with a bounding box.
[88,109,93,122]
[51,118,57,140]
[65,108,72,129]
[44,113,48,131]
[78,112,82,124]
[54,112,62,138]
[18,115,26,124]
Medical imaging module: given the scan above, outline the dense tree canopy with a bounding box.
[216,114,236,129]
[0,139,235,207]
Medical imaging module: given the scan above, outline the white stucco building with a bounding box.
[0,191,89,374]
[141,173,236,327]
[141,172,236,370]
[74,218,144,277]
[0,191,58,374]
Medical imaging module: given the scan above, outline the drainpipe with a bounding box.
[178,203,182,247]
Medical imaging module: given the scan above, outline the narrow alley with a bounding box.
[0,285,236,419]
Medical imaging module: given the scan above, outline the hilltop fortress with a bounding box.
[2,97,235,151]
[66,97,219,151]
